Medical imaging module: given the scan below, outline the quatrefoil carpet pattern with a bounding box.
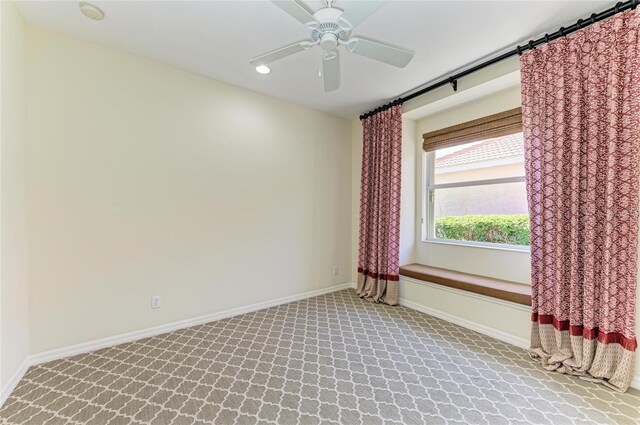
[2,290,640,424]
[521,8,640,392]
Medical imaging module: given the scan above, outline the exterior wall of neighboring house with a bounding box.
[434,160,527,217]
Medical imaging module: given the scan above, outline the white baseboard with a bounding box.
[398,295,640,390]
[354,277,528,348]
[30,283,354,366]
[4,281,638,406]
[0,357,30,408]
[1,282,355,408]
[398,297,529,349]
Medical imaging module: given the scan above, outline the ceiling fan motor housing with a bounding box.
[251,1,414,92]
[311,8,349,51]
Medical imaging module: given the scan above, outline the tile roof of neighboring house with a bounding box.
[436,133,524,168]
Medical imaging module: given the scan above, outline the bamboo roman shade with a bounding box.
[422,107,522,152]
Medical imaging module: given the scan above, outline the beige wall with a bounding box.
[7,7,640,391]
[26,27,352,354]
[0,1,29,391]
[351,121,361,284]
[400,84,534,349]
[400,119,417,266]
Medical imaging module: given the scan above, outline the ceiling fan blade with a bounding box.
[338,1,388,30]
[346,37,413,68]
[250,41,308,66]
[323,51,340,92]
[272,0,316,25]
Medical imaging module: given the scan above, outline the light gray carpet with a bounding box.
[1,290,639,424]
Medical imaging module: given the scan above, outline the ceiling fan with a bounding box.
[250,0,414,92]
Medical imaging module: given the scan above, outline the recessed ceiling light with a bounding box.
[255,65,271,75]
[79,2,105,21]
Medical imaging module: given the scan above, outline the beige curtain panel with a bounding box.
[422,107,522,152]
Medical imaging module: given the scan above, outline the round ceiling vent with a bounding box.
[79,2,105,21]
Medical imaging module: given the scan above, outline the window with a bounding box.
[422,108,529,250]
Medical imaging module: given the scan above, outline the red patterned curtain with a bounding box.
[357,105,402,305]
[521,9,640,392]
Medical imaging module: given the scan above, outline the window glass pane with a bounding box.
[433,181,529,246]
[434,132,524,185]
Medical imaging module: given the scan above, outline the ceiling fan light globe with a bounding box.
[320,33,338,51]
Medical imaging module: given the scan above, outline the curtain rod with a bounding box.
[359,0,638,120]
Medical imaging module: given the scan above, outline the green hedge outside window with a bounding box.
[435,214,530,246]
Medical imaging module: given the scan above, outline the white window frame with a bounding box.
[422,150,530,252]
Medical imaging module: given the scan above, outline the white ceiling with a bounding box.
[17,0,613,119]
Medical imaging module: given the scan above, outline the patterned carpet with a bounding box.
[1,290,639,424]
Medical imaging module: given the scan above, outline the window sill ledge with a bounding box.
[399,263,532,306]
[422,238,530,253]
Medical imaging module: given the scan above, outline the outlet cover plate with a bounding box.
[151,296,161,309]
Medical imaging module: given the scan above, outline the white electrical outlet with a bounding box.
[151,296,161,309]
[333,266,339,276]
